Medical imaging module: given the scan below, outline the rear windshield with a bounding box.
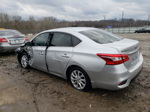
[0,30,22,37]
[80,29,123,44]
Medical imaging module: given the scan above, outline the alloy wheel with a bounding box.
[21,55,28,68]
[70,70,86,90]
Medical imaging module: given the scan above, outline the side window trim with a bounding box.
[71,35,74,47]
[47,32,53,46]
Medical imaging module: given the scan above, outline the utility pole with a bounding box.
[147,15,150,27]
[103,15,106,29]
[103,15,106,21]
[122,11,124,21]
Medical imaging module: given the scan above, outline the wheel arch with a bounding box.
[66,64,92,90]
[66,65,89,81]
[17,50,28,64]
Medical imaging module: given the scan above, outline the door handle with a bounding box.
[62,54,70,58]
[40,51,44,55]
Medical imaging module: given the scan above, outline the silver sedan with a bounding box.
[16,27,143,91]
[0,29,28,53]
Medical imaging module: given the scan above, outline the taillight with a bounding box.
[24,37,29,41]
[0,38,8,43]
[118,80,127,85]
[96,53,129,65]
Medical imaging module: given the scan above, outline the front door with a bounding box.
[30,32,50,71]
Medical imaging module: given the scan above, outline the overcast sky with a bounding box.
[0,0,149,21]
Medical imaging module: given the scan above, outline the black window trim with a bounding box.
[49,31,81,47]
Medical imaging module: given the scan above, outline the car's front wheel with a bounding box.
[68,67,91,91]
[20,54,29,68]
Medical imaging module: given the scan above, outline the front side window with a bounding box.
[80,29,123,44]
[32,33,49,46]
[51,32,72,47]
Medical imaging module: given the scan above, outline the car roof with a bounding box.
[0,29,17,32]
[44,27,96,33]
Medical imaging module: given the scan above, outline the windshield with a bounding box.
[0,30,22,37]
[80,29,123,44]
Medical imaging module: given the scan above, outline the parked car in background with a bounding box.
[0,29,28,53]
[16,27,143,91]
[135,28,150,33]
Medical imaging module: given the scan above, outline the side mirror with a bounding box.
[25,42,32,46]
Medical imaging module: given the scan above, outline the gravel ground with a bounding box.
[0,33,150,112]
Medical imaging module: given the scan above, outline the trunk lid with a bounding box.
[103,38,140,70]
[5,35,25,45]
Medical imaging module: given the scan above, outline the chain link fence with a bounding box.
[104,26,150,33]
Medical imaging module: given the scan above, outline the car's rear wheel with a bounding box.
[68,67,91,91]
[20,54,29,68]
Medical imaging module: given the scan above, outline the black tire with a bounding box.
[68,67,91,91]
[20,53,30,69]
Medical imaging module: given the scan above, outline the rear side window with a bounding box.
[80,29,123,44]
[72,36,81,46]
[0,31,6,36]
[51,33,72,47]
[0,30,22,37]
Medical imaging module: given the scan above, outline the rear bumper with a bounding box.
[0,46,21,53]
[88,53,143,90]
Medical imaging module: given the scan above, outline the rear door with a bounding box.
[46,32,73,76]
[30,32,50,71]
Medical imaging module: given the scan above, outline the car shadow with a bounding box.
[0,52,16,56]
[30,66,133,95]
[16,60,141,101]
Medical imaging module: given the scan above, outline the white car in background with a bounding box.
[0,29,28,53]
